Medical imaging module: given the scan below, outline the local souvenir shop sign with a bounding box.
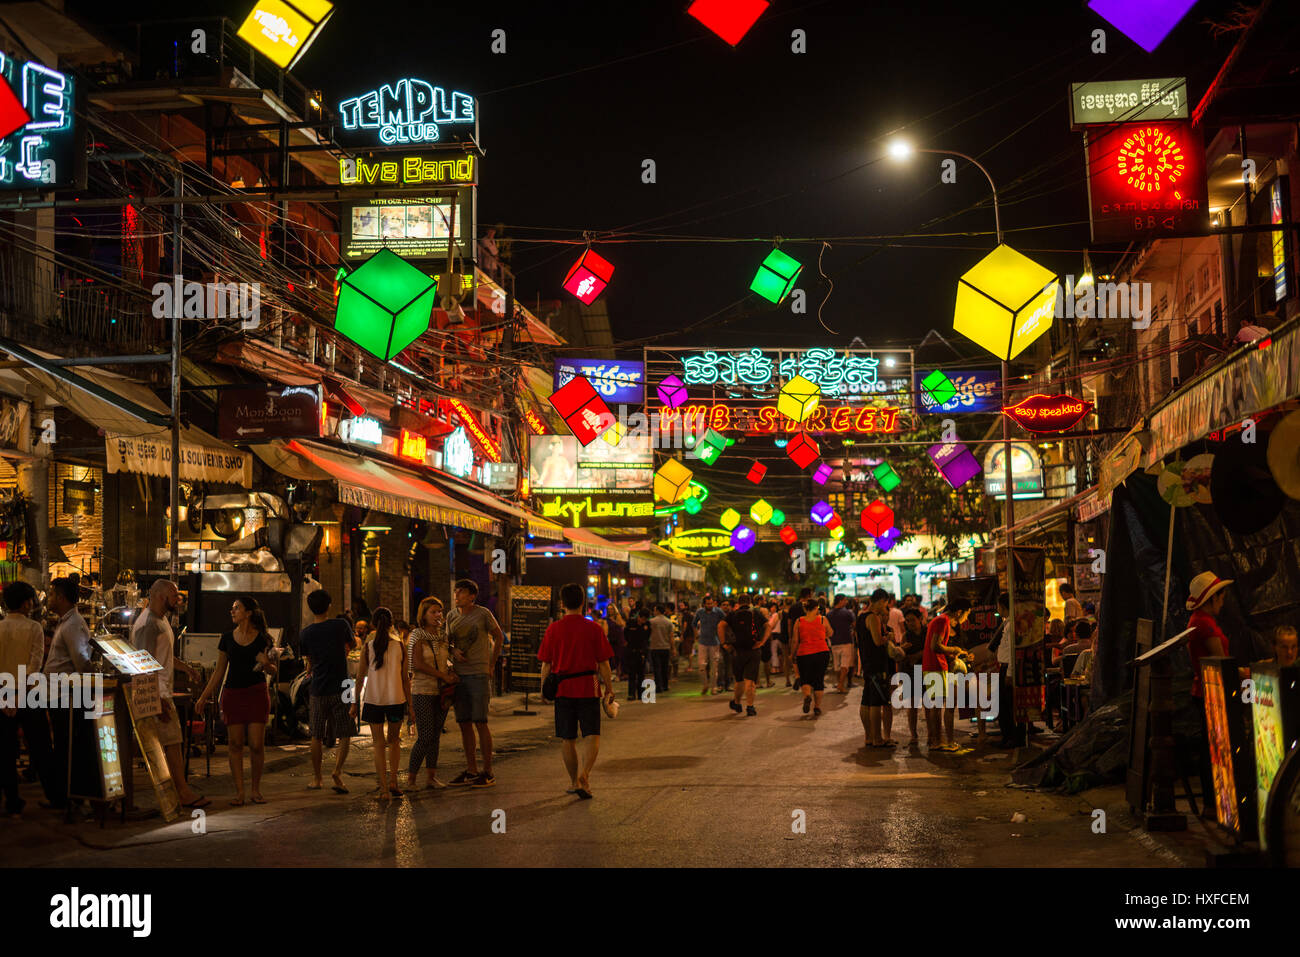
[106,433,251,486]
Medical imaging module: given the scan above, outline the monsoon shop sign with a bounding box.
[106,433,250,486]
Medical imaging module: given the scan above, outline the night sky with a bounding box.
[71,0,1249,351]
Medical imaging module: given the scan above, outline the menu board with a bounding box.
[508,585,553,693]
[1251,664,1299,850]
[68,685,125,802]
[997,547,1046,722]
[94,636,163,676]
[1201,660,1248,835]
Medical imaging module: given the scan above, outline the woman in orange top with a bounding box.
[789,598,833,717]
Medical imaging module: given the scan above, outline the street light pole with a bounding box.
[909,147,1018,727]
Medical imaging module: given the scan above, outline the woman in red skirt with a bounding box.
[196,596,278,806]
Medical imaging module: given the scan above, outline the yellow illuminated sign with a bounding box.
[236,0,334,70]
[953,244,1059,361]
[658,528,735,558]
[339,153,477,187]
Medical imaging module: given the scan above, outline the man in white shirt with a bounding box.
[0,580,54,814]
[130,579,207,808]
[44,578,99,808]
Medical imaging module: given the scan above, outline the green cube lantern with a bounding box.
[720,508,740,530]
[750,249,803,304]
[335,248,437,360]
[873,461,901,492]
[920,369,957,408]
[770,508,785,526]
[692,428,728,465]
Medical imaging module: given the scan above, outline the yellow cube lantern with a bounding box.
[953,244,1059,361]
[236,0,335,70]
[777,375,821,423]
[601,422,626,447]
[750,499,773,525]
[654,458,694,503]
[720,508,741,530]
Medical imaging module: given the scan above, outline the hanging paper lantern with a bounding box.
[692,428,728,465]
[549,375,614,446]
[750,499,773,525]
[334,248,436,360]
[825,512,842,532]
[731,524,756,553]
[927,442,982,490]
[683,495,703,515]
[920,369,958,408]
[746,460,767,483]
[777,375,821,423]
[953,243,1059,361]
[860,499,894,537]
[562,248,614,304]
[657,374,688,408]
[719,507,741,530]
[687,0,770,46]
[875,526,902,552]
[769,508,785,526]
[779,524,797,545]
[750,248,803,304]
[654,458,694,503]
[601,422,626,447]
[810,501,833,526]
[812,462,833,485]
[873,462,901,492]
[785,431,819,468]
[829,525,845,540]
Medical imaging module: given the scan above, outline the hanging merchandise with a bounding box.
[657,374,689,408]
[719,507,741,530]
[812,462,833,485]
[549,375,615,446]
[777,375,821,423]
[746,460,767,483]
[731,524,757,553]
[334,248,437,360]
[785,431,819,468]
[927,442,982,490]
[860,499,894,537]
[654,458,695,504]
[1157,455,1214,508]
[562,247,614,304]
[953,244,1059,361]
[750,499,773,525]
[750,248,803,304]
[873,462,901,492]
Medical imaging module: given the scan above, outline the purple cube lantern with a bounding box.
[810,501,833,526]
[874,526,902,552]
[927,442,982,490]
[812,462,833,485]
[1087,0,1196,53]
[731,524,756,554]
[657,374,688,409]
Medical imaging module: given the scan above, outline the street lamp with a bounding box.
[887,137,1020,705]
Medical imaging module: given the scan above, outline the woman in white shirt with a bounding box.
[350,607,411,798]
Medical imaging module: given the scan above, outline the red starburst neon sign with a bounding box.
[1115,126,1187,196]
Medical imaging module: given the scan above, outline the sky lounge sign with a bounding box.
[338,79,475,145]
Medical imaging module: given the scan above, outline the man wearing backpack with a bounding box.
[720,594,771,716]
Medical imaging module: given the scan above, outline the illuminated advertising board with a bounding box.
[916,369,1000,414]
[236,0,333,69]
[338,79,476,146]
[1271,180,1289,302]
[339,152,477,188]
[0,54,84,190]
[670,347,911,402]
[658,527,735,557]
[1251,664,1300,850]
[1069,77,1187,128]
[529,434,651,492]
[983,442,1044,499]
[554,359,645,404]
[342,190,473,262]
[1201,659,1248,835]
[442,426,474,478]
[533,493,655,528]
[1002,394,1094,433]
[1084,120,1209,244]
[444,397,501,463]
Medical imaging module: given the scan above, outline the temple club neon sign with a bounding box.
[1002,394,1094,433]
[656,403,900,435]
[338,79,474,145]
[444,397,501,463]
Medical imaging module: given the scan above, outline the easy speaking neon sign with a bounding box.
[338,79,474,145]
[1002,394,1094,433]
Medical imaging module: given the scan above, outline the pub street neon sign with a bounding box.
[0,53,73,188]
[338,79,474,145]
[1002,394,1094,433]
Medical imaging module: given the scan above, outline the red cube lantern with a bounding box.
[687,0,770,46]
[548,375,614,446]
[562,249,614,304]
[785,431,819,468]
[746,460,767,483]
[825,512,842,532]
[860,499,894,537]
[779,525,797,545]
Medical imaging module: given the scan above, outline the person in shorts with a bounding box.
[538,583,616,800]
[857,589,896,748]
[827,594,856,693]
[299,590,357,794]
[351,607,410,799]
[922,597,972,752]
[720,594,770,716]
[446,579,504,788]
[790,598,832,717]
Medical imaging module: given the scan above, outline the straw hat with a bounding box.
[1186,571,1234,611]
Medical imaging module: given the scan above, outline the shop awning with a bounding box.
[5,350,251,486]
[425,472,565,541]
[562,527,630,563]
[255,439,501,535]
[626,540,704,582]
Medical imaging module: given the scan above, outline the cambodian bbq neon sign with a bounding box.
[338,79,474,145]
[655,403,901,435]
[677,347,904,398]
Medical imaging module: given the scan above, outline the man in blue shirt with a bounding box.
[827,594,857,694]
[692,595,725,696]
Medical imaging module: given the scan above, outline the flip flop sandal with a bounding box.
[183,797,212,809]
[574,788,593,800]
[331,785,349,794]
[228,798,245,807]
[306,784,323,791]
[251,795,267,804]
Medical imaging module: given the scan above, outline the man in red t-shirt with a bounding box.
[538,583,616,800]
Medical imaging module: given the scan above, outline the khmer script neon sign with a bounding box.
[676,347,904,398]
[338,79,475,145]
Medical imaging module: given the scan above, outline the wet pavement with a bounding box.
[2,674,1223,867]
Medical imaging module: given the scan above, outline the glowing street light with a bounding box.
[886,138,914,161]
